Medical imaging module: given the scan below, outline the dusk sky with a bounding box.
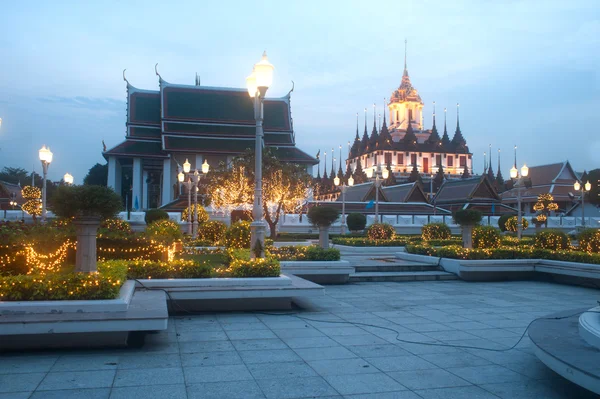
[0,0,598,183]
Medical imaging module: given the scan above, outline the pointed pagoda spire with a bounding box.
[379,98,393,149]
[316,150,321,179]
[330,148,335,179]
[360,108,369,153]
[441,107,451,147]
[483,152,487,174]
[338,145,344,178]
[402,114,418,147]
[403,38,408,77]
[369,103,379,150]
[350,113,360,159]
[487,144,495,182]
[451,103,466,148]
[323,151,329,180]
[427,101,441,144]
[496,148,505,192]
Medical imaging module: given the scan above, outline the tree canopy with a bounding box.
[84,163,108,186]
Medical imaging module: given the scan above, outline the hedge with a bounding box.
[229,257,280,278]
[422,223,451,241]
[332,237,414,247]
[366,223,395,240]
[0,262,127,301]
[269,245,341,261]
[106,259,213,279]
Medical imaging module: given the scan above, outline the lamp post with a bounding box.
[180,159,193,235]
[246,51,274,259]
[574,180,591,227]
[38,145,53,224]
[373,166,389,223]
[510,162,529,240]
[334,174,354,235]
[63,173,74,185]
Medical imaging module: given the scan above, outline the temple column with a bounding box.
[195,154,203,171]
[132,158,143,211]
[142,171,149,209]
[107,156,121,194]
[161,158,172,207]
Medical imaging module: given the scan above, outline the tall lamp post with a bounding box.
[38,146,53,224]
[510,162,529,240]
[63,173,74,185]
[178,158,209,238]
[246,52,274,259]
[334,174,354,235]
[574,180,591,227]
[373,166,389,223]
[179,159,193,236]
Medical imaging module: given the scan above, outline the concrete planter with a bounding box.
[280,260,354,284]
[319,226,330,249]
[73,217,102,273]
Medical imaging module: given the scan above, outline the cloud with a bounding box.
[36,96,123,112]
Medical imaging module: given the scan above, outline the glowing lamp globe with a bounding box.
[201,159,210,174]
[585,181,592,191]
[510,166,518,179]
[254,51,274,89]
[382,168,390,180]
[521,164,529,177]
[183,159,191,174]
[334,176,340,186]
[39,145,53,163]
[366,169,373,178]
[178,171,185,183]
[246,70,257,98]
[348,175,354,186]
[63,173,74,185]
[574,181,581,191]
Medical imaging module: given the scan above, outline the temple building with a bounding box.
[103,70,317,210]
[346,46,473,181]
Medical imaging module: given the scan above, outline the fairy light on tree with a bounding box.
[533,193,558,227]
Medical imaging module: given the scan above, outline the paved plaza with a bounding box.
[1,279,599,399]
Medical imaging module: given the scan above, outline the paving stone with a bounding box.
[226,329,278,340]
[30,388,110,399]
[37,370,115,391]
[346,344,410,358]
[449,364,530,385]
[176,330,229,342]
[364,354,438,372]
[187,380,266,399]
[184,364,253,384]
[0,356,58,374]
[387,368,471,390]
[419,352,493,368]
[248,361,317,379]
[110,384,187,399]
[238,349,302,364]
[324,372,407,395]
[0,393,31,399]
[117,353,181,369]
[180,351,242,367]
[0,373,45,393]
[344,392,422,399]
[415,385,502,399]
[256,376,338,399]
[179,340,235,353]
[307,358,379,376]
[293,346,358,361]
[231,338,288,351]
[281,336,340,349]
[51,355,120,372]
[113,367,184,387]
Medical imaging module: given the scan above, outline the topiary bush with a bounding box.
[498,214,515,232]
[505,216,529,233]
[229,257,280,277]
[307,206,340,228]
[347,213,367,232]
[578,229,600,253]
[472,226,502,249]
[51,185,122,220]
[144,219,183,245]
[534,229,569,250]
[181,204,209,224]
[98,218,133,238]
[198,220,227,245]
[422,223,451,241]
[145,209,169,225]
[121,259,212,279]
[225,220,251,248]
[366,223,396,240]
[453,209,482,226]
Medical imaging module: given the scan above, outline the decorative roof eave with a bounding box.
[160,80,292,103]
[102,139,168,160]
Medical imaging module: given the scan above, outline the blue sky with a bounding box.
[0,0,598,182]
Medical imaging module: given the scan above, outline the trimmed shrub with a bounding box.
[534,230,569,250]
[97,236,163,261]
[347,213,367,231]
[181,204,209,224]
[229,257,280,278]
[307,206,340,228]
[472,226,501,249]
[0,262,127,301]
[498,214,515,232]
[144,219,183,245]
[453,209,482,226]
[578,229,600,254]
[231,210,253,224]
[121,259,212,279]
[268,245,341,261]
[505,216,529,232]
[304,246,341,261]
[422,223,451,241]
[145,209,169,225]
[366,223,396,240]
[98,218,133,238]
[225,221,251,248]
[198,220,227,245]
[51,185,122,220]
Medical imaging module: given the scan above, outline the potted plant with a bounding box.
[51,185,122,272]
[453,209,482,249]
[307,206,340,249]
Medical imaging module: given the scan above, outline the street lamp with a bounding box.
[334,174,354,235]
[178,158,209,237]
[38,145,53,224]
[574,180,591,227]
[509,159,529,240]
[246,51,274,259]
[63,173,74,185]
[373,166,389,223]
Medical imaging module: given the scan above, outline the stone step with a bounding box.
[349,271,458,282]
[353,264,441,272]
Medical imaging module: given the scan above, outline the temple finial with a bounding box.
[383,98,387,124]
[456,103,460,131]
[404,38,408,72]
[514,145,517,168]
[497,148,501,173]
[432,101,437,128]
[373,103,376,132]
[483,152,487,174]
[364,108,367,135]
[488,144,492,171]
[122,69,129,85]
[355,112,359,139]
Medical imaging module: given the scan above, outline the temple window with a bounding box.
[448,157,454,167]
[460,156,466,167]
[397,154,404,165]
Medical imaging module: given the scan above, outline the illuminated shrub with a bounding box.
[144,209,169,225]
[366,223,396,240]
[505,216,529,233]
[534,230,569,250]
[181,204,209,224]
[472,226,501,249]
[578,229,600,254]
[51,185,122,220]
[225,221,251,248]
[98,218,133,238]
[144,219,183,245]
[347,213,367,231]
[422,223,451,241]
[198,220,227,245]
[498,214,515,232]
[21,186,42,220]
[229,257,280,278]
